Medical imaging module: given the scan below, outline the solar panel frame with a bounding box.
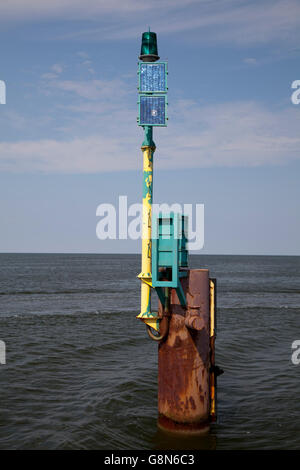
[138,62,168,94]
[138,94,168,127]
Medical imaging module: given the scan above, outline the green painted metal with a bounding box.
[155,286,166,307]
[143,171,153,204]
[152,213,188,307]
[140,31,159,60]
[142,125,155,147]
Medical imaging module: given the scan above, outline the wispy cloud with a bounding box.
[1,1,300,46]
[45,79,131,101]
[0,0,198,21]
[76,0,300,45]
[0,136,136,173]
[41,63,64,80]
[243,58,257,65]
[1,99,299,173]
[51,64,63,74]
[162,101,300,168]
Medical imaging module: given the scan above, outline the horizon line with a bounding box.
[0,252,299,257]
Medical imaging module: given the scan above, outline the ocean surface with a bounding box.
[0,253,299,450]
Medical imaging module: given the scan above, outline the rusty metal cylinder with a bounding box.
[158,269,211,434]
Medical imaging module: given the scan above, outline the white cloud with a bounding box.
[77,51,90,59]
[51,64,63,74]
[56,1,300,46]
[50,79,129,100]
[243,58,257,65]
[0,0,197,21]
[161,101,300,168]
[40,76,132,101]
[1,101,300,173]
[41,64,64,80]
[1,1,300,46]
[0,136,138,173]
[41,72,58,80]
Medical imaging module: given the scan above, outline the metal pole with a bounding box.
[137,126,160,331]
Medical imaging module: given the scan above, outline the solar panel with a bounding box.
[139,95,167,126]
[139,62,167,93]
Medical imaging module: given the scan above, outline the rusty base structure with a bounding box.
[157,269,217,435]
[157,414,210,435]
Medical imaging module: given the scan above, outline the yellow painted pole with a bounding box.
[137,127,160,332]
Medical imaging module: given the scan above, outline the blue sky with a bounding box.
[0,0,300,254]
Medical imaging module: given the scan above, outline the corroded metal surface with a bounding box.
[209,278,217,421]
[158,269,210,433]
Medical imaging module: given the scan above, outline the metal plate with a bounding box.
[139,62,167,93]
[139,95,167,126]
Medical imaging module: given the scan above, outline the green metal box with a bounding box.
[152,213,188,288]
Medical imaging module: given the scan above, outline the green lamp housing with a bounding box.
[139,31,160,62]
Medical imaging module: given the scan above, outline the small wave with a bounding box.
[0,309,137,320]
[222,288,300,294]
[220,305,300,311]
[0,288,134,296]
